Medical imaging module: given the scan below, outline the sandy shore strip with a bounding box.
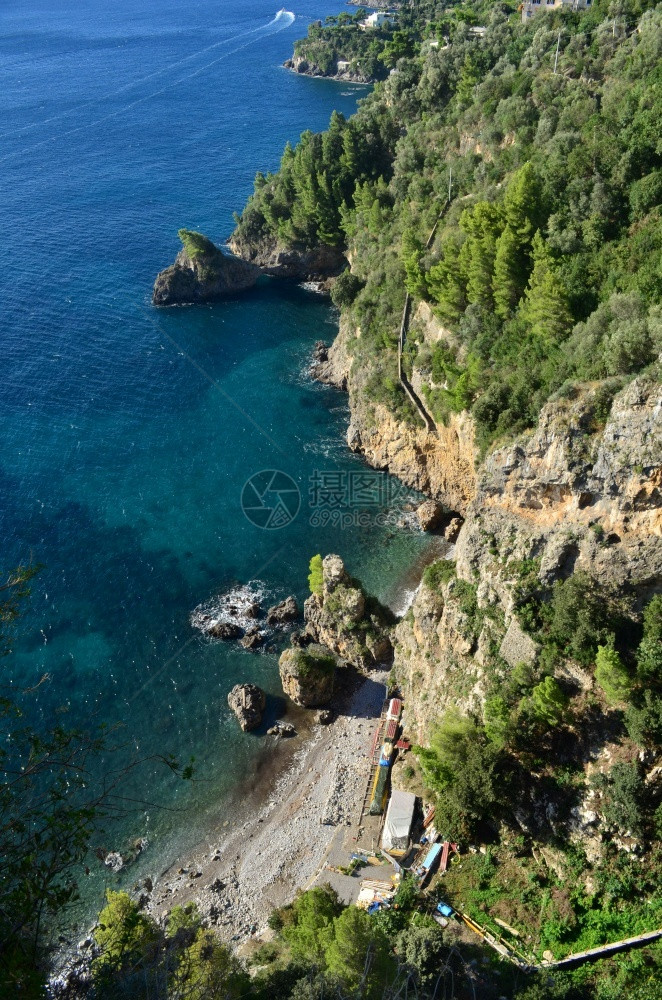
[146,671,389,942]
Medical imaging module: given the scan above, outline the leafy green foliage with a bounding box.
[93,891,249,999]
[595,762,645,838]
[177,228,217,259]
[523,675,568,727]
[415,710,500,836]
[235,2,662,446]
[595,642,633,705]
[421,559,455,592]
[308,554,323,595]
[282,885,342,965]
[325,906,395,997]
[636,594,662,683]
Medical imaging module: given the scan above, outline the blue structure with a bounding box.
[421,842,442,873]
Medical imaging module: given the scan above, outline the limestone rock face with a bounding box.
[444,516,463,542]
[310,314,477,513]
[278,645,336,707]
[393,373,662,754]
[227,683,266,732]
[310,316,354,390]
[229,234,345,281]
[416,500,445,531]
[302,555,393,669]
[266,596,299,625]
[153,237,259,306]
[284,54,375,84]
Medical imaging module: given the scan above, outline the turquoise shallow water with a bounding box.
[0,0,430,912]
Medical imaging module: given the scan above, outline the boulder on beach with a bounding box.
[267,721,297,737]
[416,499,445,532]
[227,683,266,731]
[266,596,299,625]
[279,644,336,707]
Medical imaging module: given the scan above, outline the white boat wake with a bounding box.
[1,10,296,164]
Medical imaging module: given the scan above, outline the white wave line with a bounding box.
[0,14,287,143]
[0,13,294,167]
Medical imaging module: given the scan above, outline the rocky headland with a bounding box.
[228,232,346,283]
[283,54,374,84]
[152,229,259,306]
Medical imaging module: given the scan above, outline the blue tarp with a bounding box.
[437,901,453,917]
[422,842,442,871]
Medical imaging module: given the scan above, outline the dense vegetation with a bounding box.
[291,10,397,80]
[72,875,662,1000]
[406,559,662,981]
[4,2,661,997]
[234,0,661,447]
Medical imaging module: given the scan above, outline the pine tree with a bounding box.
[401,229,426,298]
[503,162,541,241]
[492,225,523,318]
[316,170,341,245]
[460,202,502,309]
[427,236,466,322]
[596,643,633,705]
[519,232,572,344]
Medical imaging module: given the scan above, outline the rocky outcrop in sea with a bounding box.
[153,231,259,306]
[278,644,336,707]
[227,684,266,731]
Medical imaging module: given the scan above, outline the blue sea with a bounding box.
[0,0,430,916]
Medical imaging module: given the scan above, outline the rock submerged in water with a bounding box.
[206,621,243,640]
[227,683,266,731]
[153,230,259,306]
[266,595,299,625]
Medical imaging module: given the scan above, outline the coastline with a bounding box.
[145,669,390,943]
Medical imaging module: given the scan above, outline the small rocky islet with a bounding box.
[152,228,345,306]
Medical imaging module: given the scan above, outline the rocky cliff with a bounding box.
[314,311,478,514]
[393,373,661,744]
[303,554,394,669]
[228,233,346,282]
[153,231,259,306]
[284,54,374,84]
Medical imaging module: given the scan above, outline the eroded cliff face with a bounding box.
[393,373,661,746]
[153,244,259,306]
[284,55,374,84]
[228,234,345,282]
[317,312,478,514]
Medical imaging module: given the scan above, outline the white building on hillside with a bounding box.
[361,11,395,29]
[521,0,591,21]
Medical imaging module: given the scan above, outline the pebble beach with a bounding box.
[146,671,390,941]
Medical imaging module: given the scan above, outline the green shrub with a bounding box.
[526,676,568,727]
[597,762,645,838]
[178,228,217,259]
[308,554,323,595]
[595,642,632,706]
[422,559,455,592]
